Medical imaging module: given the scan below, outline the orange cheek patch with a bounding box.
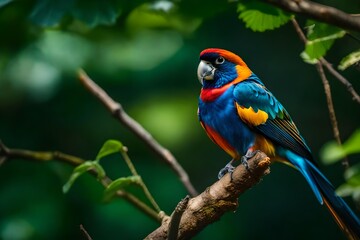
[234,65,252,84]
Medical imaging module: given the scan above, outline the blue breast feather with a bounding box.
[199,85,256,156]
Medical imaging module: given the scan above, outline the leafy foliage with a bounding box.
[63,139,123,193]
[338,49,360,71]
[29,0,121,27]
[95,139,123,161]
[103,176,141,201]
[321,129,360,164]
[320,129,360,204]
[301,21,346,62]
[126,2,202,34]
[14,0,202,30]
[237,0,292,32]
[29,0,74,27]
[0,0,12,8]
[71,0,120,27]
[336,164,360,203]
[62,161,105,193]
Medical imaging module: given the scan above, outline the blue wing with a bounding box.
[233,74,313,161]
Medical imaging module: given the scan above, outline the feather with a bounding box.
[233,76,313,161]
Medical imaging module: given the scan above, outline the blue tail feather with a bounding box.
[282,149,360,239]
[283,150,324,203]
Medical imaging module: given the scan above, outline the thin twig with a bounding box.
[291,18,307,44]
[320,59,360,104]
[0,156,6,166]
[80,224,93,240]
[315,63,349,169]
[0,140,162,222]
[315,64,342,144]
[266,0,360,32]
[291,19,350,169]
[0,140,84,166]
[121,146,161,212]
[167,196,190,240]
[78,69,198,197]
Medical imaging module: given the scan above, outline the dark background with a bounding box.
[0,1,359,239]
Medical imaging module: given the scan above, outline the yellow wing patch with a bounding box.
[236,103,268,126]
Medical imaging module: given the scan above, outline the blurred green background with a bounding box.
[0,0,359,239]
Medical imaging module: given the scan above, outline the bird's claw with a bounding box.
[241,150,261,171]
[240,155,250,170]
[218,161,235,180]
[218,150,260,180]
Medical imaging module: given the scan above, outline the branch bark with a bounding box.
[167,196,190,240]
[78,69,198,197]
[266,0,360,32]
[145,152,271,240]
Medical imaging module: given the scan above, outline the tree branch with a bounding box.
[145,152,271,240]
[0,140,162,222]
[266,0,360,32]
[77,69,198,197]
[80,224,93,240]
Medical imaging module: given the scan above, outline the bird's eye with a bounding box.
[215,56,225,65]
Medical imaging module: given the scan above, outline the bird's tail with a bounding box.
[284,150,360,240]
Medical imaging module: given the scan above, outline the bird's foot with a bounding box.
[218,150,260,181]
[241,149,261,171]
[218,159,235,180]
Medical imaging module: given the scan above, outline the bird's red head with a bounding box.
[200,48,248,67]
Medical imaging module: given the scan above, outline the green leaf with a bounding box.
[95,139,123,162]
[343,129,360,155]
[320,141,346,164]
[237,1,292,32]
[62,161,105,193]
[299,51,319,65]
[336,166,360,199]
[103,176,141,201]
[30,0,75,27]
[339,49,360,71]
[321,129,360,164]
[71,0,120,27]
[336,183,360,198]
[301,21,346,61]
[344,163,360,181]
[126,3,201,34]
[0,0,12,8]
[29,0,120,27]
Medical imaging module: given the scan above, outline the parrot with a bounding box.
[197,48,360,239]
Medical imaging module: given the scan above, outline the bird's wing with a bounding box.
[233,80,313,160]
